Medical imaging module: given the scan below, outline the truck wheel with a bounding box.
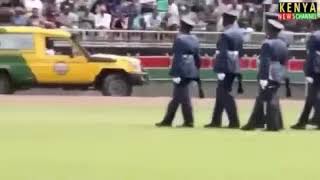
[101,74,132,96]
[0,72,13,94]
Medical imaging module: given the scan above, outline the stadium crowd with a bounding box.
[0,0,315,32]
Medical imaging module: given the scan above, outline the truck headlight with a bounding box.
[128,58,142,72]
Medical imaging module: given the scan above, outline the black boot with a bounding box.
[241,124,255,131]
[228,123,240,129]
[176,123,194,128]
[256,124,265,128]
[155,122,172,127]
[308,118,318,126]
[265,128,280,132]
[291,123,306,130]
[204,123,221,128]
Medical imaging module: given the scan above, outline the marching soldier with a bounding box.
[291,19,320,130]
[241,19,288,131]
[204,10,244,129]
[242,29,293,129]
[155,13,200,128]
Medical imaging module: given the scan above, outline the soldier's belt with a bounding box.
[215,50,239,56]
[227,51,239,55]
[227,51,239,61]
[182,54,194,57]
[268,61,284,81]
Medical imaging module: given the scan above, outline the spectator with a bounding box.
[78,5,95,29]
[204,4,218,31]
[132,0,142,15]
[43,0,59,15]
[145,8,162,30]
[239,3,249,19]
[247,3,255,27]
[110,0,131,30]
[112,14,128,29]
[11,7,28,26]
[296,20,311,32]
[55,0,65,7]
[101,0,121,13]
[210,0,226,31]
[127,0,140,29]
[94,5,111,29]
[24,0,43,13]
[228,0,242,16]
[27,8,44,27]
[91,0,106,14]
[167,0,179,30]
[238,18,254,42]
[60,0,75,12]
[74,0,91,10]
[192,5,207,31]
[252,4,263,31]
[56,5,79,28]
[0,0,12,6]
[110,0,125,16]
[44,10,58,28]
[132,14,146,30]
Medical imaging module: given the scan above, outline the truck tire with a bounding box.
[0,72,13,94]
[101,74,132,96]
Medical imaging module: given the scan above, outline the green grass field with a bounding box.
[0,97,319,180]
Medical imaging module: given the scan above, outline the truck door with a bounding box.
[32,37,95,84]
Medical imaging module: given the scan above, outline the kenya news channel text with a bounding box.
[278,2,320,20]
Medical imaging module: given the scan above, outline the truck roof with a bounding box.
[0,26,71,38]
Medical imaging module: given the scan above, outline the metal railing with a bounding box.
[69,29,310,48]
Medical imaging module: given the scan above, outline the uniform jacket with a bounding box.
[169,33,200,79]
[304,31,320,77]
[258,38,289,83]
[214,25,244,74]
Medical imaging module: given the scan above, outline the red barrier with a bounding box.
[139,56,305,72]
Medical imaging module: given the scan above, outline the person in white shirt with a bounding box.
[56,5,79,28]
[227,1,242,16]
[216,0,241,31]
[167,0,179,30]
[145,9,162,30]
[24,0,43,13]
[94,5,112,29]
[238,18,254,43]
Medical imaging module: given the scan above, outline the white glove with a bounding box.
[172,77,181,84]
[306,77,314,84]
[217,73,226,80]
[259,80,268,90]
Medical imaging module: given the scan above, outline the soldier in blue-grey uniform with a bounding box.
[241,19,288,131]
[291,19,320,130]
[205,10,244,128]
[243,28,292,129]
[155,13,200,128]
[204,10,244,129]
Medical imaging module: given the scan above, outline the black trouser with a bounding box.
[295,82,320,126]
[244,81,283,131]
[161,79,193,125]
[211,73,239,127]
